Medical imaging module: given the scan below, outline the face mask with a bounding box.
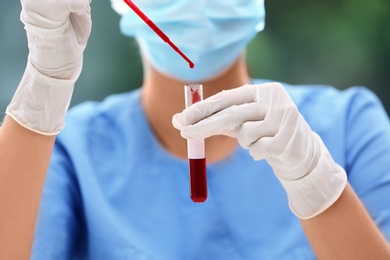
[112,0,265,82]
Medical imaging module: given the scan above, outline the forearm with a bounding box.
[0,116,55,259]
[301,184,390,259]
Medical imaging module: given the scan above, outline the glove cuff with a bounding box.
[6,62,75,135]
[278,136,348,219]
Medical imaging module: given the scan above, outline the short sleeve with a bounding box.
[31,140,87,259]
[345,87,390,241]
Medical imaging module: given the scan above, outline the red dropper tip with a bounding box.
[166,40,194,69]
[123,0,195,69]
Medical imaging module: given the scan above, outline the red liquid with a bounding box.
[190,88,201,103]
[189,158,207,203]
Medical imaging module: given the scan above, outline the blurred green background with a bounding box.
[1,0,389,116]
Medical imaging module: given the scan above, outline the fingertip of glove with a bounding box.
[172,113,185,130]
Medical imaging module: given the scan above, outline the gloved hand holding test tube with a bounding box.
[184,84,208,203]
[122,0,203,202]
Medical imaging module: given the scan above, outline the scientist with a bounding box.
[1,0,390,259]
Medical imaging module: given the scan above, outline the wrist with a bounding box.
[6,62,75,135]
[277,134,348,219]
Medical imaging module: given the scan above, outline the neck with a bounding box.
[141,56,251,163]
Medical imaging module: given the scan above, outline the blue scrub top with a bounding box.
[31,81,390,259]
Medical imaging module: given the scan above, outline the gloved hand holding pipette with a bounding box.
[6,0,92,135]
[173,82,348,219]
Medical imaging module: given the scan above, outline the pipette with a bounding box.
[123,0,195,68]
[184,84,207,203]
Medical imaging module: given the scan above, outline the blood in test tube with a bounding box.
[184,84,207,203]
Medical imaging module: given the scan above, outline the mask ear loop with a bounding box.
[123,0,194,68]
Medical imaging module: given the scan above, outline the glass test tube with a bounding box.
[184,84,208,203]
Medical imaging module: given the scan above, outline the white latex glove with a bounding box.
[110,0,130,16]
[172,83,347,219]
[6,0,92,135]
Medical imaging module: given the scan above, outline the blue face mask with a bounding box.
[115,0,265,82]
